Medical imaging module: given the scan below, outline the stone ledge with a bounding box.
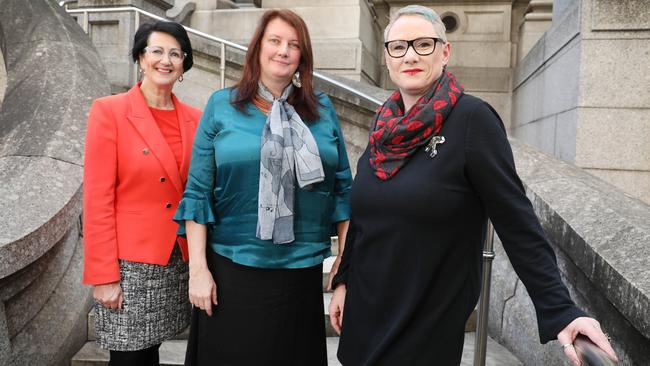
[507,138,650,352]
[0,157,83,278]
[3,224,80,338]
[487,138,650,364]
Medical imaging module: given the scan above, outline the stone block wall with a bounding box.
[511,0,650,204]
[575,0,650,204]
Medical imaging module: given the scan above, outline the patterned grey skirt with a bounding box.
[94,245,190,351]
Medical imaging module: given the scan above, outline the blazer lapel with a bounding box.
[173,94,195,186]
[126,84,184,195]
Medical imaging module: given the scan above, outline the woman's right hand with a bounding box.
[328,284,347,335]
[189,266,218,316]
[93,282,123,310]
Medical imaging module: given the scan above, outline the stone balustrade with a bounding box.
[0,0,111,365]
[489,139,650,365]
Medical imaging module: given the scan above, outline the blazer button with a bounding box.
[143,148,149,155]
[165,202,172,208]
[160,177,166,182]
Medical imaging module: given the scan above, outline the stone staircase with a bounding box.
[70,254,522,366]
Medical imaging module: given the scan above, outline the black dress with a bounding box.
[333,94,585,366]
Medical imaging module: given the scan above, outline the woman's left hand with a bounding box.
[326,255,342,292]
[557,317,618,365]
[328,284,346,335]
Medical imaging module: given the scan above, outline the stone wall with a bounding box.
[511,0,650,204]
[0,0,111,365]
[488,139,650,365]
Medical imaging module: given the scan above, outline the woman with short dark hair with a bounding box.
[174,8,352,366]
[83,20,201,366]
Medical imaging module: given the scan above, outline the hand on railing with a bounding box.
[558,317,618,366]
[574,334,618,366]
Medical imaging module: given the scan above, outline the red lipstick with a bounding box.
[403,68,423,75]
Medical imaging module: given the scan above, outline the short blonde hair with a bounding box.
[384,5,447,43]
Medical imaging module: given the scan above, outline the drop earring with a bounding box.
[292,71,302,88]
[138,62,145,79]
[178,74,184,82]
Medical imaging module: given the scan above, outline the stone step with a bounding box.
[70,338,343,366]
[322,255,336,291]
[71,333,521,366]
[70,340,187,366]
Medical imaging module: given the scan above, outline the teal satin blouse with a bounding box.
[174,88,352,268]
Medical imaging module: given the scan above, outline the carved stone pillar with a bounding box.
[516,0,553,61]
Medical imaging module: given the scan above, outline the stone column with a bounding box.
[511,0,650,204]
[516,0,553,61]
[574,0,650,203]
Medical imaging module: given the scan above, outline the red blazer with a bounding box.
[83,84,201,285]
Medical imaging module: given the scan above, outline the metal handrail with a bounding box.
[575,335,618,366]
[59,4,383,105]
[474,220,496,366]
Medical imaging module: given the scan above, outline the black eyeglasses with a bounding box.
[384,37,444,58]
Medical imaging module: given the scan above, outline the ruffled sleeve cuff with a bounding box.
[173,192,216,236]
[330,191,351,223]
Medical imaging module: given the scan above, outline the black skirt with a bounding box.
[184,250,327,366]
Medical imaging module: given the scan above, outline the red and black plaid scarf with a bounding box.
[369,71,464,180]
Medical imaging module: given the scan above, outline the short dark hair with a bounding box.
[131,21,194,72]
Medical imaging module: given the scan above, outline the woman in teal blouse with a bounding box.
[174,9,351,366]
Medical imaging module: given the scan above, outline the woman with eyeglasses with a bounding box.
[82,21,201,366]
[327,5,618,366]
